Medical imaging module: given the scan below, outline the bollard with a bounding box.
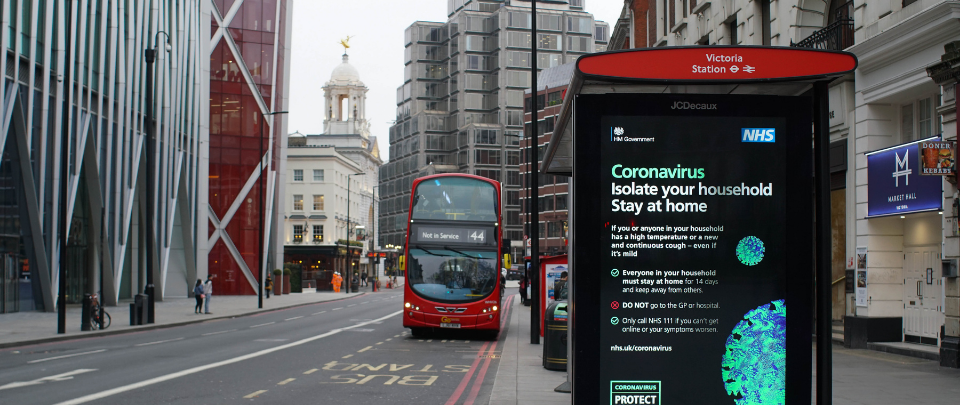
[81,294,92,331]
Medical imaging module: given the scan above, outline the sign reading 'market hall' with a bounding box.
[866,137,943,218]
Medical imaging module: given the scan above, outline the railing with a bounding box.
[792,1,854,51]
[792,19,854,50]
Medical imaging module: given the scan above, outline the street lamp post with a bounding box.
[371,185,380,292]
[258,111,287,309]
[529,0,541,344]
[346,172,366,294]
[144,30,171,324]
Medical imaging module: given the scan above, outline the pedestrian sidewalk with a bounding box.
[0,290,371,349]
[490,294,570,405]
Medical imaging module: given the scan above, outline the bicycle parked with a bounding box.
[90,292,111,330]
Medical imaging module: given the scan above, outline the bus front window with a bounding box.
[408,248,497,303]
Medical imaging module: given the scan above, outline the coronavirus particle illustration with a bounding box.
[736,236,765,266]
[721,299,786,405]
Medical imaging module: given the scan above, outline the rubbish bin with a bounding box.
[543,301,568,371]
[350,276,360,292]
[81,293,92,331]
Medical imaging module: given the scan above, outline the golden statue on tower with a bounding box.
[339,36,353,54]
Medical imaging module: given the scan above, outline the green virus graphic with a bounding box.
[721,299,786,405]
[736,236,765,266]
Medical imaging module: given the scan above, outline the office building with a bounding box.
[378,0,607,257]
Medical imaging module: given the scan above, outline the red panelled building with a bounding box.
[208,0,291,295]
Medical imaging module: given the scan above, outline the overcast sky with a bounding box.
[287,1,623,161]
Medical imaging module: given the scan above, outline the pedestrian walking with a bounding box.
[203,274,214,314]
[360,272,367,287]
[265,275,273,298]
[193,279,204,314]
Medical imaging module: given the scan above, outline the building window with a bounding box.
[313,169,324,181]
[547,91,562,107]
[475,149,501,165]
[293,225,304,243]
[506,170,521,186]
[293,195,303,211]
[475,169,501,181]
[566,16,591,33]
[567,36,591,53]
[537,34,561,50]
[556,194,568,210]
[539,196,554,212]
[506,190,520,206]
[475,129,499,144]
[313,195,325,211]
[313,225,323,242]
[548,221,563,238]
[728,18,738,45]
[293,169,303,181]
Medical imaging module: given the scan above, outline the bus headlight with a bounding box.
[405,302,411,308]
[492,306,498,312]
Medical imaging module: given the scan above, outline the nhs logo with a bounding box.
[742,128,775,142]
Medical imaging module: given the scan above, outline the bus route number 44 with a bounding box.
[470,231,485,241]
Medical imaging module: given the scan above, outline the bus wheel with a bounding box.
[411,327,428,338]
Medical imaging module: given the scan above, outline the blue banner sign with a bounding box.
[867,138,942,217]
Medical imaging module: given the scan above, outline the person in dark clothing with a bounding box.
[265,275,273,298]
[518,275,528,305]
[193,279,204,314]
[360,272,368,287]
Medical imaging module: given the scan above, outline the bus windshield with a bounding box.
[411,177,497,222]
[408,248,498,303]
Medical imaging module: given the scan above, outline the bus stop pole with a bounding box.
[529,0,540,345]
[813,80,833,405]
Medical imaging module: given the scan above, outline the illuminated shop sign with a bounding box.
[866,137,943,217]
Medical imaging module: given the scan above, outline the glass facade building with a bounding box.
[378,0,608,255]
[0,0,292,312]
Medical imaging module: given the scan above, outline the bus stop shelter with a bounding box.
[540,46,857,405]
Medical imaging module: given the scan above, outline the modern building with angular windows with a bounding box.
[378,0,607,258]
[0,0,292,313]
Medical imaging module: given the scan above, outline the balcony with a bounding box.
[792,1,854,51]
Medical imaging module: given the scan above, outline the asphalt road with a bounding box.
[0,289,512,405]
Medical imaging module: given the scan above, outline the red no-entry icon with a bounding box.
[611,301,619,309]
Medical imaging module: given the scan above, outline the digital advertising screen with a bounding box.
[572,93,813,405]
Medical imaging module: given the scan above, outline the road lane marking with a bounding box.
[250,322,275,328]
[277,378,295,385]
[464,294,515,405]
[135,338,184,347]
[385,338,392,341]
[304,369,318,374]
[0,369,97,391]
[358,346,373,352]
[243,390,267,399]
[254,339,288,342]
[201,329,236,336]
[394,335,400,337]
[332,308,343,311]
[348,304,356,307]
[447,293,516,405]
[362,301,369,304]
[375,342,383,345]
[284,316,303,321]
[312,311,327,315]
[342,354,353,359]
[53,310,403,405]
[28,350,107,364]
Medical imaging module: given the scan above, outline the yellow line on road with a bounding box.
[243,390,267,399]
[304,369,318,374]
[358,346,373,352]
[342,354,353,359]
[277,378,295,385]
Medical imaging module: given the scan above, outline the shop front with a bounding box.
[848,138,948,348]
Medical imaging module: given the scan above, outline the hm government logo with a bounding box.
[893,151,911,187]
[741,128,775,143]
[614,127,625,136]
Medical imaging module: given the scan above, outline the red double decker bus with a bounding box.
[402,174,503,338]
